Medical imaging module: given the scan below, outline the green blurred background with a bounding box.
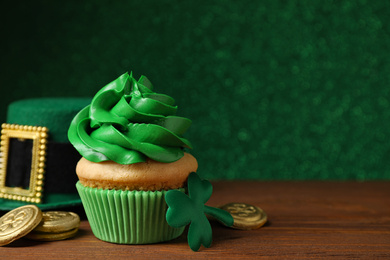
[1,0,389,180]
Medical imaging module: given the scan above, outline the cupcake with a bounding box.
[68,72,197,244]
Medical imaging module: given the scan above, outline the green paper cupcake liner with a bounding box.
[76,181,185,244]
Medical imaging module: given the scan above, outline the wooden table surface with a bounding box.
[2,181,390,259]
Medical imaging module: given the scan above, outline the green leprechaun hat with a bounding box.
[0,97,91,211]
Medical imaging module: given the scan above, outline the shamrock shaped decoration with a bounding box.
[165,172,234,251]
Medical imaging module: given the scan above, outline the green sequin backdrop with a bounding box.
[1,0,389,180]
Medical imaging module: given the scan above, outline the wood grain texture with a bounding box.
[2,181,390,259]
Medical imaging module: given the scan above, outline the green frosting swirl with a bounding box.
[68,72,192,164]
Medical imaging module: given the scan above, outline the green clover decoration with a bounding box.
[165,172,234,251]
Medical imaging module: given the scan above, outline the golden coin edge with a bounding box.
[33,211,80,233]
[25,227,79,241]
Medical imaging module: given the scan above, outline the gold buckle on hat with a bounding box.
[0,124,48,204]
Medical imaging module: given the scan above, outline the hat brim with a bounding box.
[0,193,81,211]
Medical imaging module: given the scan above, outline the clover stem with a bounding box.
[204,205,234,227]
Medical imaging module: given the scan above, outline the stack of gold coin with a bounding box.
[219,202,267,230]
[25,211,80,241]
[0,205,80,246]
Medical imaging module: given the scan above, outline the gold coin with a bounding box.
[33,211,80,233]
[219,203,267,230]
[0,205,43,246]
[25,227,79,241]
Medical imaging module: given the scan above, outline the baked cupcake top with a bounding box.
[68,72,193,164]
[76,152,197,191]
